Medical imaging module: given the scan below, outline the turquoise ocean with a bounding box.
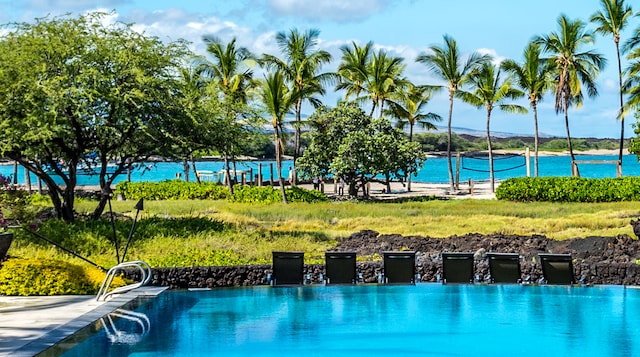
[0,154,638,186]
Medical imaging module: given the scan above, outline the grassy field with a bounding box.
[7,198,640,268]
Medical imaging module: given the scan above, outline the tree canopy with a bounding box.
[0,12,190,221]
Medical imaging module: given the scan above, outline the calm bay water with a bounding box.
[1,154,638,186]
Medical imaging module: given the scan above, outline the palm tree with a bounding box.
[535,15,606,176]
[458,62,527,192]
[590,0,633,173]
[385,84,442,191]
[336,41,374,101]
[200,36,257,103]
[199,36,257,192]
[262,28,333,184]
[502,42,554,177]
[259,71,296,203]
[364,49,408,118]
[416,35,490,191]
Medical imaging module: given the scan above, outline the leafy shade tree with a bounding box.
[262,28,333,184]
[336,41,374,100]
[0,12,189,221]
[385,84,442,191]
[458,62,527,192]
[259,71,296,203]
[298,103,424,196]
[502,42,554,177]
[591,0,633,171]
[416,35,490,191]
[536,15,606,176]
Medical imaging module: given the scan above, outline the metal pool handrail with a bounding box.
[96,260,152,301]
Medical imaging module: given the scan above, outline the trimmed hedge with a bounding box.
[115,180,230,200]
[115,181,329,203]
[495,177,640,202]
[0,258,127,296]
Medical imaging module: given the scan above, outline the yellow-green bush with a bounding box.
[0,258,128,296]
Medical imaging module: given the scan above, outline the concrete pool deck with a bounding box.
[0,287,167,356]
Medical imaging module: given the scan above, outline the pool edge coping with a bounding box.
[11,286,168,357]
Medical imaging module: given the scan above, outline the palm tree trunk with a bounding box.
[274,126,288,204]
[564,98,578,177]
[616,40,624,173]
[532,101,539,177]
[407,124,414,192]
[224,150,234,196]
[293,98,302,185]
[486,110,494,193]
[446,90,455,192]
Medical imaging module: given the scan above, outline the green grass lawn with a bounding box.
[7,198,640,268]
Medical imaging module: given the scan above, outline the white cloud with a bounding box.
[266,0,399,22]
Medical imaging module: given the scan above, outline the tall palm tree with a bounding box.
[458,62,527,192]
[200,36,257,103]
[536,15,606,176]
[364,49,408,118]
[385,84,442,191]
[336,41,374,101]
[416,35,490,191]
[590,0,633,173]
[502,43,554,177]
[199,36,257,192]
[262,28,333,184]
[259,71,296,203]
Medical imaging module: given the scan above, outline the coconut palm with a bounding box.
[590,0,633,173]
[364,49,408,118]
[416,35,490,191]
[262,28,333,184]
[501,42,554,177]
[535,15,606,176]
[336,41,374,101]
[200,36,257,103]
[199,36,258,192]
[259,71,297,203]
[385,83,442,191]
[458,62,527,192]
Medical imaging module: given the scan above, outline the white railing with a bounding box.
[96,260,152,301]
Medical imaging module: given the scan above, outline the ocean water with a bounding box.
[1,154,638,186]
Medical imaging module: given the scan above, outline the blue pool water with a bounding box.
[53,284,640,356]
[2,154,640,186]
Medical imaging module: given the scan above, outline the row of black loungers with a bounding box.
[270,251,575,286]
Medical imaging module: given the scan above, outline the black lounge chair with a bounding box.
[325,251,357,284]
[442,252,474,284]
[0,232,13,262]
[271,251,304,286]
[487,252,521,283]
[383,251,416,284]
[539,253,574,285]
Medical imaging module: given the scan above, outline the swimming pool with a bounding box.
[44,284,639,356]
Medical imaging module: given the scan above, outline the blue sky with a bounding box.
[1,0,635,138]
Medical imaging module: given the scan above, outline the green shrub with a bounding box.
[115,180,229,200]
[147,248,249,267]
[0,258,127,296]
[230,185,329,203]
[496,177,640,202]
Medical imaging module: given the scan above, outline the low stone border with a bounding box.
[124,260,640,288]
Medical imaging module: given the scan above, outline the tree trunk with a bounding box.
[224,149,234,196]
[191,155,200,184]
[385,173,391,194]
[486,109,494,193]
[564,98,578,176]
[616,40,624,173]
[446,89,455,192]
[532,101,539,177]
[293,98,302,186]
[407,123,414,192]
[275,126,288,204]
